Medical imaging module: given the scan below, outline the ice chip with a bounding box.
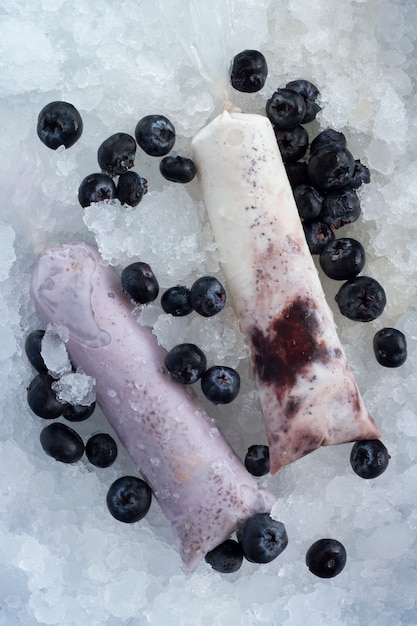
[41,323,72,378]
[52,370,96,406]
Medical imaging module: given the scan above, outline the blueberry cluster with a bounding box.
[76,114,196,208]
[120,264,228,319]
[118,262,239,403]
[265,81,407,365]
[165,344,240,405]
[263,80,388,325]
[25,329,152,525]
[25,330,116,464]
[206,512,288,573]
[36,101,196,211]
[271,96,387,324]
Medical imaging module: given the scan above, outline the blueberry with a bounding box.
[40,422,84,463]
[309,129,347,155]
[62,402,96,422]
[306,538,347,578]
[25,329,47,373]
[164,343,207,384]
[230,49,268,93]
[106,476,152,523]
[308,146,355,190]
[285,161,311,188]
[285,79,321,123]
[373,328,407,367]
[27,373,65,419]
[238,513,288,564]
[121,262,159,304]
[266,88,306,130]
[116,171,148,207]
[97,133,136,177]
[273,125,309,163]
[303,219,335,255]
[320,238,365,280]
[348,159,371,189]
[320,189,361,229]
[85,433,118,468]
[350,439,389,479]
[159,155,196,183]
[205,539,244,573]
[190,276,226,317]
[161,285,193,316]
[244,445,270,477]
[37,101,83,150]
[135,115,175,157]
[293,184,323,221]
[335,276,386,322]
[201,366,240,405]
[78,173,116,208]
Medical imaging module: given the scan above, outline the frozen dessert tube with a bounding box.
[192,111,381,474]
[30,241,275,571]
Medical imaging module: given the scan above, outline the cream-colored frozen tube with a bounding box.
[30,241,275,571]
[192,111,381,474]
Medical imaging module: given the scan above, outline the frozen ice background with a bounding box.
[1,0,417,624]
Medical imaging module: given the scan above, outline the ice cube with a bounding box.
[52,370,96,406]
[41,323,72,378]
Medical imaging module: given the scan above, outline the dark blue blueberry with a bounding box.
[320,189,361,229]
[121,262,159,304]
[244,445,270,477]
[293,184,323,221]
[116,171,148,207]
[85,433,118,468]
[25,330,47,373]
[266,88,306,130]
[159,155,196,183]
[164,343,207,384]
[27,373,65,419]
[320,238,365,280]
[348,160,371,189]
[205,539,244,573]
[350,439,389,479]
[230,50,268,93]
[310,129,347,155]
[78,173,116,208]
[106,476,152,523]
[161,285,193,316]
[306,538,347,578]
[135,115,175,157]
[62,402,96,422]
[373,328,407,367]
[190,276,226,317]
[273,125,309,163]
[37,101,83,150]
[40,422,84,463]
[201,366,240,405]
[303,219,335,255]
[308,146,355,191]
[285,161,311,188]
[335,276,386,322]
[285,79,321,123]
[238,513,288,564]
[97,133,136,176]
